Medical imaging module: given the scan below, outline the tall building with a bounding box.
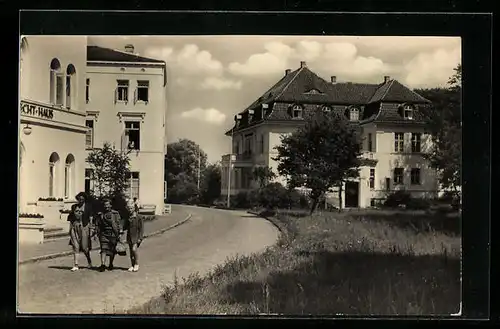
[221,61,438,208]
[85,44,167,215]
[19,36,88,218]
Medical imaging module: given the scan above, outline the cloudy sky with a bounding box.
[88,36,461,163]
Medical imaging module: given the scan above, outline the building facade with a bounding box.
[19,36,88,219]
[221,61,438,208]
[85,45,167,215]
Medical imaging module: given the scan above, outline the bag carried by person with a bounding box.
[116,240,127,256]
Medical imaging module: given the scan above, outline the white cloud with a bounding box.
[404,47,461,88]
[180,107,227,125]
[145,44,223,76]
[228,42,292,76]
[200,77,242,90]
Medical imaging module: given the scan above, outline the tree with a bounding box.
[415,63,462,198]
[273,111,363,214]
[86,142,131,198]
[86,142,132,217]
[252,166,277,188]
[199,163,222,205]
[165,139,208,203]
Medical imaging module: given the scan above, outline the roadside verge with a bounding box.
[19,214,192,265]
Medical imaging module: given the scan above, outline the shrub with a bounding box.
[233,191,251,209]
[406,198,432,210]
[384,190,412,208]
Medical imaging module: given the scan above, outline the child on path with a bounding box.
[124,200,144,272]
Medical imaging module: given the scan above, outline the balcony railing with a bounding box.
[222,152,254,163]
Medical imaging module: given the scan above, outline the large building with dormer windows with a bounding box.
[221,61,438,209]
[85,45,167,215]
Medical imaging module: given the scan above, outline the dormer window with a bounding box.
[322,105,332,114]
[403,104,414,120]
[291,104,303,118]
[349,107,360,121]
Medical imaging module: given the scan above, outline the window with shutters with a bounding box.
[411,133,421,153]
[136,80,149,103]
[85,120,94,149]
[349,108,359,121]
[125,121,140,150]
[116,80,129,102]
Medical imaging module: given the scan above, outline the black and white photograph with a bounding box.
[18,33,463,315]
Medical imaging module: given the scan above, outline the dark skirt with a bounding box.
[69,221,92,253]
[99,227,118,256]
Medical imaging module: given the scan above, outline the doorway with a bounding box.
[345,181,359,208]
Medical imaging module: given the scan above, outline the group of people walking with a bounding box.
[67,192,144,273]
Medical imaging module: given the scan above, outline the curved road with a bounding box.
[17,205,279,314]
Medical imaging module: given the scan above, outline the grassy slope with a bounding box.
[131,209,461,315]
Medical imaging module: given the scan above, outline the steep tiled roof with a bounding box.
[369,79,430,104]
[327,83,381,105]
[87,45,164,64]
[374,102,428,124]
[225,63,431,135]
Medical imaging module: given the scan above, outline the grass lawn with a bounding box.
[130,209,461,315]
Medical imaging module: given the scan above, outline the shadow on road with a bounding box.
[221,250,460,315]
[48,265,130,272]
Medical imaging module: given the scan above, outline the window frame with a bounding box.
[291,104,303,119]
[411,133,422,153]
[369,168,375,189]
[85,78,90,104]
[410,168,421,185]
[85,119,94,150]
[403,104,414,120]
[116,79,130,103]
[128,171,140,200]
[393,168,404,185]
[136,80,150,104]
[124,120,141,150]
[394,132,405,153]
[349,107,360,121]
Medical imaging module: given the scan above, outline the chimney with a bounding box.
[331,76,337,84]
[285,69,291,76]
[300,61,307,68]
[384,75,391,83]
[124,44,135,53]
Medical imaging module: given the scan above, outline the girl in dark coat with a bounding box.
[96,198,122,272]
[124,200,144,272]
[68,192,94,272]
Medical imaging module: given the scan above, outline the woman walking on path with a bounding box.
[96,198,122,272]
[124,200,144,272]
[68,192,94,272]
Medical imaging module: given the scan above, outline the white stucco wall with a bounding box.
[19,36,88,212]
[86,63,166,214]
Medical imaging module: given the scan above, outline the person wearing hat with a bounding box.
[68,192,94,272]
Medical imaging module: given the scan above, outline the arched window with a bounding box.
[66,64,76,109]
[291,104,303,119]
[64,154,75,199]
[349,107,360,121]
[49,152,60,197]
[322,105,332,114]
[50,58,63,105]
